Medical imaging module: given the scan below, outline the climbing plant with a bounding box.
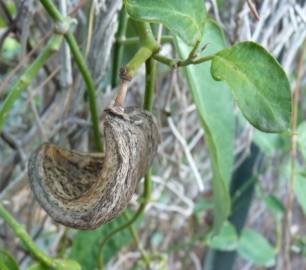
[0,0,301,270]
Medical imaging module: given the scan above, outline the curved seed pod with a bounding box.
[28,107,160,229]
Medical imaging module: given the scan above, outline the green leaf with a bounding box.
[176,19,234,233]
[28,260,81,270]
[0,260,9,270]
[295,174,306,215]
[0,250,19,270]
[70,213,134,270]
[237,110,289,156]
[206,222,238,251]
[253,131,285,156]
[211,41,291,133]
[265,194,285,219]
[125,0,206,45]
[28,264,47,270]
[238,229,276,267]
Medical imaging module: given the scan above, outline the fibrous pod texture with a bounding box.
[28,107,159,229]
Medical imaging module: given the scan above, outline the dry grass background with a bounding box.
[0,0,306,269]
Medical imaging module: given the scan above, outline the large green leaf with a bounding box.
[176,19,234,233]
[0,261,9,270]
[211,41,291,133]
[125,0,206,46]
[238,229,276,267]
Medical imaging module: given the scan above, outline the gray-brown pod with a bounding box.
[28,107,160,230]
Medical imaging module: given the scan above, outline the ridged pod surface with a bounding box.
[28,107,159,229]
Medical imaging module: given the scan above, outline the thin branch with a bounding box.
[153,53,214,68]
[0,203,58,267]
[98,172,152,270]
[246,0,260,21]
[39,0,103,152]
[112,7,128,87]
[284,39,306,270]
[0,34,63,132]
[85,0,96,58]
[0,32,51,96]
[118,35,173,46]
[98,49,159,270]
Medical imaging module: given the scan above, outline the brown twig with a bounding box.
[1,131,26,168]
[284,39,306,270]
[114,67,132,107]
[246,0,260,21]
[114,80,129,107]
[68,0,88,15]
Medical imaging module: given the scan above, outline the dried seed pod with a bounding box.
[28,107,160,229]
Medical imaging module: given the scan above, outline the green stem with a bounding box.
[118,35,173,46]
[126,46,153,78]
[153,53,214,68]
[123,212,151,268]
[112,8,128,87]
[0,204,57,268]
[144,57,156,111]
[0,34,63,132]
[114,20,159,107]
[132,21,159,51]
[65,33,103,152]
[284,39,306,270]
[275,219,282,253]
[123,211,140,244]
[152,38,213,68]
[40,0,64,20]
[109,11,154,268]
[123,20,159,79]
[153,54,176,67]
[98,173,152,269]
[39,0,103,152]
